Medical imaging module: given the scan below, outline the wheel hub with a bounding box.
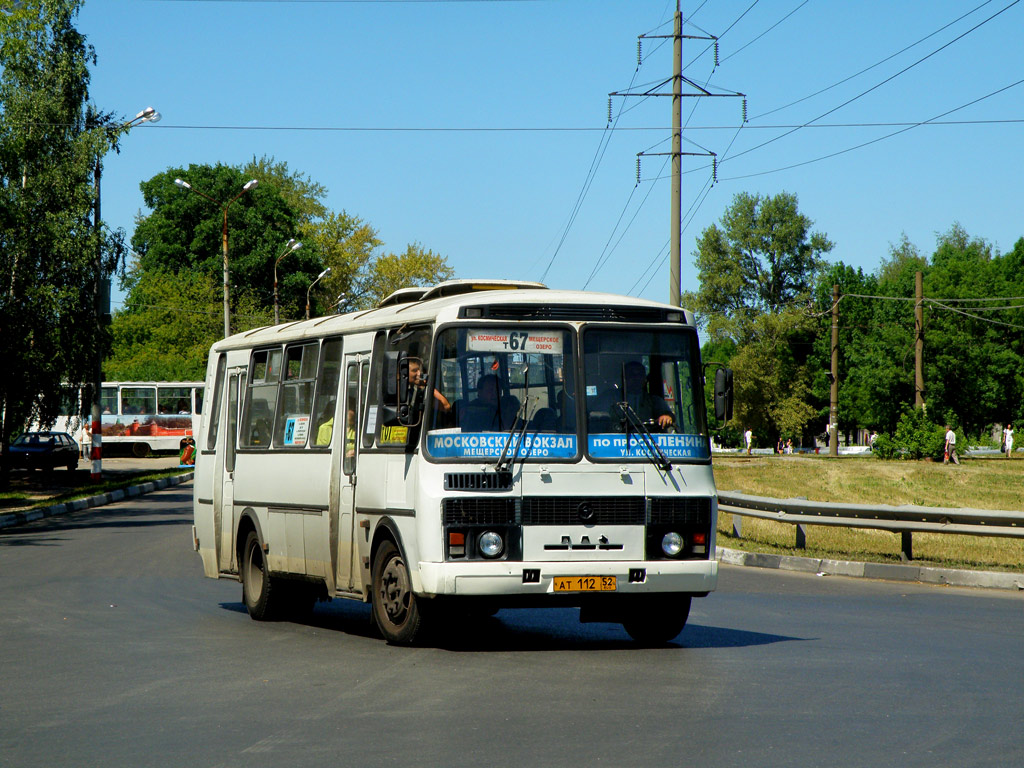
[379,557,410,622]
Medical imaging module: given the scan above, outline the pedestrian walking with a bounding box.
[944,425,960,465]
[744,428,753,455]
[1003,423,1014,458]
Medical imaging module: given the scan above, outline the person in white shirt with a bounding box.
[1003,423,1014,458]
[744,428,753,455]
[944,425,959,465]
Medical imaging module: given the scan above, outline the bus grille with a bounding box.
[442,496,712,527]
[442,498,516,526]
[649,497,712,526]
[444,472,514,491]
[521,497,645,526]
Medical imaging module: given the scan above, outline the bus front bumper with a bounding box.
[416,559,717,598]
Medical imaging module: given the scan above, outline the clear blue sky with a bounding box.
[78,0,1024,309]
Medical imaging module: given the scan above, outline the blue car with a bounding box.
[7,431,80,472]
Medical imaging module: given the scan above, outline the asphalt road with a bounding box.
[1,483,1022,768]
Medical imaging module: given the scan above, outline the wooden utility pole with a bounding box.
[915,270,925,409]
[830,284,839,457]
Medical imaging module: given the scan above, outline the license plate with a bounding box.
[552,576,617,592]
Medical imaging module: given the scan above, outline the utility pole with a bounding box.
[915,270,925,409]
[670,6,682,307]
[830,284,839,457]
[609,1,744,306]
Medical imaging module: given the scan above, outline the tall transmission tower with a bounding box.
[610,1,745,306]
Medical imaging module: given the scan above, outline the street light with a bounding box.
[90,105,161,482]
[306,267,331,320]
[174,177,259,338]
[273,238,303,325]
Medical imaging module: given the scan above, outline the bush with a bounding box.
[873,409,959,461]
[870,432,897,460]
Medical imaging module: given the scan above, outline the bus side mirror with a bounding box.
[383,351,409,403]
[714,368,733,423]
[381,351,409,426]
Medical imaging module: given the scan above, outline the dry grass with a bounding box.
[713,455,1024,573]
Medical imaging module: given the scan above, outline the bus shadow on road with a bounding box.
[219,598,806,651]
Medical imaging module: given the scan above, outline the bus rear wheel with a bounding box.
[371,540,427,645]
[132,442,151,458]
[242,530,282,621]
[621,595,692,646]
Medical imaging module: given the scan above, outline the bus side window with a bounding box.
[241,348,282,449]
[101,387,118,415]
[122,387,156,416]
[274,343,319,448]
[312,339,343,449]
[343,363,359,474]
[206,356,226,450]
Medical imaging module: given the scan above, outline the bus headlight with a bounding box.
[478,531,505,559]
[661,531,684,557]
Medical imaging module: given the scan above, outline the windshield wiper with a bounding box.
[495,364,534,473]
[614,401,672,472]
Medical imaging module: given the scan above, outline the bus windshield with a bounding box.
[582,327,710,462]
[425,327,577,460]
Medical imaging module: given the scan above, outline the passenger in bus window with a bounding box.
[345,409,356,458]
[315,399,335,446]
[461,374,518,431]
[595,361,673,431]
[408,358,451,415]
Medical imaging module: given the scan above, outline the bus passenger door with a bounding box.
[337,355,368,592]
[219,369,242,572]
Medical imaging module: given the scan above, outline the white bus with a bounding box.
[53,381,204,456]
[192,280,732,645]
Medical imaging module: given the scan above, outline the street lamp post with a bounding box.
[306,268,331,320]
[91,106,161,482]
[174,177,258,338]
[273,238,302,325]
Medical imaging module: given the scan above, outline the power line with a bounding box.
[16,118,1024,133]
[749,0,998,120]
[719,0,809,65]
[721,0,1021,166]
[721,77,1024,181]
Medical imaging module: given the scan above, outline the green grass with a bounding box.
[713,455,1024,573]
[0,467,192,514]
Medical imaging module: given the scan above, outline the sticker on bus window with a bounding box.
[588,433,710,460]
[466,330,563,355]
[427,431,576,459]
[380,425,409,445]
[283,416,310,446]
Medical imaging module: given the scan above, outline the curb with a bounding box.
[0,472,194,531]
[717,546,1024,591]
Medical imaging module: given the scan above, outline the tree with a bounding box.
[305,210,382,314]
[687,191,834,341]
[354,243,455,310]
[686,192,833,444]
[106,270,271,381]
[130,163,317,323]
[0,0,118,461]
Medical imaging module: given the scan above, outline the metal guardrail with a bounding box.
[717,490,1024,561]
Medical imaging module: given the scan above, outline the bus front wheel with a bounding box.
[621,595,692,645]
[371,540,427,645]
